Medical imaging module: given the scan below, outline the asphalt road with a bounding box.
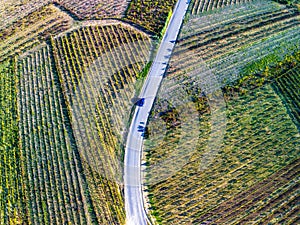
[124,0,191,224]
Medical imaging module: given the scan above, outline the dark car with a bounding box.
[137,98,145,107]
[137,125,144,132]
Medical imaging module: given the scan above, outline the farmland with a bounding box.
[145,54,300,224]
[13,20,152,224]
[1,0,154,223]
[0,0,129,28]
[126,0,177,34]
[0,4,73,62]
[18,45,97,224]
[171,0,300,93]
[144,0,300,224]
[0,0,51,30]
[0,59,24,224]
[271,60,300,131]
[53,0,129,19]
[51,23,152,224]
[0,0,299,224]
[190,0,253,14]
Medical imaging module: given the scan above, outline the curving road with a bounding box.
[124,0,191,224]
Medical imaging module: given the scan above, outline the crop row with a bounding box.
[0,4,73,62]
[272,67,300,130]
[53,0,129,19]
[190,0,253,14]
[0,59,24,224]
[17,45,96,224]
[192,158,300,224]
[51,24,152,224]
[145,71,300,224]
[172,5,300,76]
[147,38,298,221]
[179,7,299,58]
[146,45,299,224]
[126,0,177,34]
[0,0,51,31]
[168,9,300,93]
[180,0,284,41]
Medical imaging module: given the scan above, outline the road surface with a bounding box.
[124,0,191,224]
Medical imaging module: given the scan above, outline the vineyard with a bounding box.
[0,59,24,224]
[0,0,128,29]
[126,0,177,34]
[51,23,152,224]
[144,0,300,224]
[13,22,152,224]
[0,0,155,222]
[17,45,98,224]
[0,0,51,30]
[145,58,300,225]
[174,0,300,92]
[190,0,253,14]
[0,4,73,62]
[0,0,299,224]
[272,65,300,131]
[53,0,129,19]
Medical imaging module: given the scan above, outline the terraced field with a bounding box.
[145,1,300,224]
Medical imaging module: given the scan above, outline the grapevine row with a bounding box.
[17,45,95,224]
[0,59,24,224]
[51,23,152,224]
[190,0,253,14]
[126,0,177,34]
[0,4,73,62]
[53,0,128,19]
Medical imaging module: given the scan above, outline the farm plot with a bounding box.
[0,0,51,30]
[126,0,177,34]
[0,4,73,62]
[0,59,24,224]
[272,65,300,131]
[190,0,253,14]
[51,23,152,224]
[18,45,97,225]
[53,0,129,20]
[144,1,300,224]
[145,72,300,224]
[172,0,300,92]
